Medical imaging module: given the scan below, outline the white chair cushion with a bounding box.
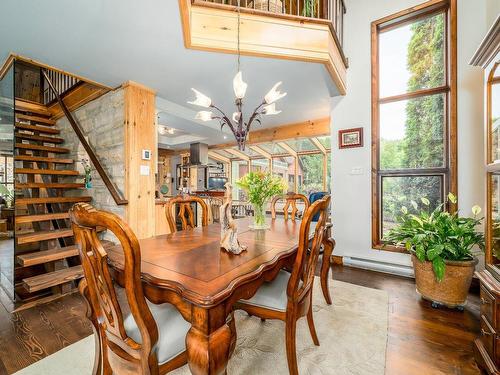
[240,270,291,312]
[123,300,190,365]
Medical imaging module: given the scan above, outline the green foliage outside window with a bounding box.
[381,13,448,234]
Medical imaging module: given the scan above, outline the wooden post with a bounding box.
[123,81,157,239]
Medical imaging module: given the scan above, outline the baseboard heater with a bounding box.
[342,256,414,278]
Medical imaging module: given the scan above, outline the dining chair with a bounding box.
[209,197,223,223]
[271,192,310,220]
[69,203,190,375]
[235,195,331,375]
[165,194,209,233]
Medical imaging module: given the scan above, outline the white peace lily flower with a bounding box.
[195,111,214,122]
[421,197,430,206]
[264,82,287,104]
[188,88,212,108]
[401,206,408,214]
[411,200,418,210]
[233,71,248,99]
[472,205,482,216]
[263,103,282,115]
[447,192,457,204]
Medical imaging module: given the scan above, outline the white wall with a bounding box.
[330,0,492,271]
[487,0,500,27]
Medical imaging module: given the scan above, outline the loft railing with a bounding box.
[42,69,128,205]
[42,69,80,105]
[193,0,346,47]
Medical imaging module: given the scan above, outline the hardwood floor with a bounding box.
[332,265,481,375]
[0,265,481,374]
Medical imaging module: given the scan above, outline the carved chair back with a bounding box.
[165,195,209,233]
[271,192,310,220]
[287,195,330,305]
[69,203,159,374]
[209,197,223,223]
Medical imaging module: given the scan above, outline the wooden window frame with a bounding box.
[371,0,457,252]
[486,63,500,270]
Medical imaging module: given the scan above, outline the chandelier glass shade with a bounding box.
[187,0,286,151]
[188,78,286,150]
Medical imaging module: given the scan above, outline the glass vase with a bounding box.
[251,202,269,230]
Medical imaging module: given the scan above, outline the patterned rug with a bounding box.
[14,279,388,375]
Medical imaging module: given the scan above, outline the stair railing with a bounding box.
[42,69,80,105]
[42,69,128,205]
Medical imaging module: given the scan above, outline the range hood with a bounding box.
[189,142,208,165]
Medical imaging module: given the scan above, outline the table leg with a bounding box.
[186,305,234,375]
[320,237,335,305]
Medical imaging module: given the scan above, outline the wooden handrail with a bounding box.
[42,69,128,206]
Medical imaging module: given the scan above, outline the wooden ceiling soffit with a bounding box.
[48,83,109,120]
[178,0,347,95]
[209,117,330,150]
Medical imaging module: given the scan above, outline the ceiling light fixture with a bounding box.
[158,125,175,135]
[187,0,286,151]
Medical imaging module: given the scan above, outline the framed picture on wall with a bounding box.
[339,127,363,149]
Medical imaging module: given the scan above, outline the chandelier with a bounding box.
[187,0,286,151]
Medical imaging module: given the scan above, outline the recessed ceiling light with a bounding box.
[223,135,227,139]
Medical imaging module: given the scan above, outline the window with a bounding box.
[298,154,324,195]
[371,1,457,250]
[251,158,269,172]
[273,156,295,193]
[231,160,249,201]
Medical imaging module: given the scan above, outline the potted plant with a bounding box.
[0,184,14,208]
[81,158,92,189]
[302,0,319,17]
[384,193,485,309]
[236,171,287,229]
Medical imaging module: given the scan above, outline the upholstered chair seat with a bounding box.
[243,270,291,312]
[123,300,190,364]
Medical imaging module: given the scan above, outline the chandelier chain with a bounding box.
[237,0,241,73]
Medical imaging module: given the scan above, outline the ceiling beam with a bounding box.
[208,150,230,163]
[278,142,297,157]
[249,145,271,159]
[225,148,250,161]
[209,117,330,150]
[310,137,327,155]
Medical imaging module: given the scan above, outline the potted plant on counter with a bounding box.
[384,193,484,309]
[236,171,287,230]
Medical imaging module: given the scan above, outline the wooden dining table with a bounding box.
[107,217,334,375]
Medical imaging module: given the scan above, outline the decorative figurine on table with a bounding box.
[220,183,247,255]
[81,158,92,189]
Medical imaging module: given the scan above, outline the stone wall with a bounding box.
[56,88,126,218]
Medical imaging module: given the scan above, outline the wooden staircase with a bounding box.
[14,99,94,305]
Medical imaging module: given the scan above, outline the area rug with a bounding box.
[14,279,388,375]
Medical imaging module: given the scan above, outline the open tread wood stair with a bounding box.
[15,143,70,154]
[16,212,71,224]
[15,123,61,134]
[15,168,80,176]
[16,196,92,204]
[17,245,78,267]
[16,113,56,125]
[15,133,65,144]
[22,266,84,293]
[14,155,74,164]
[17,226,105,245]
[13,98,105,306]
[15,182,85,189]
